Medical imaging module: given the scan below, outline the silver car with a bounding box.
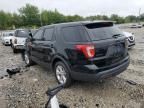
[1,32,14,45]
[123,31,135,49]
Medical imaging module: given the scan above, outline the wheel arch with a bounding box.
[51,55,71,72]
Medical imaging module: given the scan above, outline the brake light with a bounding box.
[14,39,17,44]
[75,44,95,59]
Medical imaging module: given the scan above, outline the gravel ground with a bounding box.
[0,28,144,108]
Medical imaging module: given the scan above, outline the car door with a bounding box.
[31,28,45,64]
[40,27,56,68]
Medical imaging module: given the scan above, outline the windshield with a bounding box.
[16,30,29,37]
[3,32,14,37]
[85,23,124,41]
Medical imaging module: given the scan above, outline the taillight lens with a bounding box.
[14,39,17,44]
[75,44,95,59]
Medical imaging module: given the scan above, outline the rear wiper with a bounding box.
[112,34,124,38]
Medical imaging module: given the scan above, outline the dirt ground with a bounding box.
[0,27,144,108]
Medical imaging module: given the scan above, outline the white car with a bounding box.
[123,31,135,49]
[129,24,142,28]
[1,32,14,45]
[11,29,29,53]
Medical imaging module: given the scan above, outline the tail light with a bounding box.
[75,44,95,59]
[14,38,17,44]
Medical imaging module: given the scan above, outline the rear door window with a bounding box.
[62,26,89,42]
[85,22,123,41]
[43,28,54,41]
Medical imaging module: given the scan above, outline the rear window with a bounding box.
[62,26,88,42]
[16,30,29,37]
[85,22,123,41]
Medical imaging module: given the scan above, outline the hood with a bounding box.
[15,37,27,45]
[3,36,13,40]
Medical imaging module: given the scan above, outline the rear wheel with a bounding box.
[54,61,72,87]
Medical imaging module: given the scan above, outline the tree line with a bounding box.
[0,4,144,30]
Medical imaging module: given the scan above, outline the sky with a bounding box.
[0,0,143,17]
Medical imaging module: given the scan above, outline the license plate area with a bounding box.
[107,43,125,58]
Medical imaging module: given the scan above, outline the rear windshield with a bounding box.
[62,26,89,42]
[16,30,29,37]
[85,22,123,41]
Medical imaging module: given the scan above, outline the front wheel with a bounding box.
[24,52,34,66]
[54,61,72,88]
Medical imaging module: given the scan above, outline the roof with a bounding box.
[43,20,114,28]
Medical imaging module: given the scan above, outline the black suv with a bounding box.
[24,21,130,87]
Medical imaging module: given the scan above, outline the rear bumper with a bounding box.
[70,56,130,81]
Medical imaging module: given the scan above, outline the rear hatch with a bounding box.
[84,22,128,67]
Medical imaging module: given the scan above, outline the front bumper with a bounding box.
[127,38,135,48]
[14,45,25,49]
[70,56,130,81]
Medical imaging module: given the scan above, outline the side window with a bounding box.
[33,29,43,40]
[43,28,54,41]
[62,26,88,42]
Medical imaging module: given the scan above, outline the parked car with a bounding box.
[1,32,14,45]
[123,31,135,49]
[129,24,142,28]
[23,21,130,87]
[11,29,29,53]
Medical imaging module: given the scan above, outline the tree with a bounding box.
[0,11,13,29]
[19,4,40,27]
[110,14,125,24]
[0,4,142,30]
[140,13,144,22]
[125,15,137,23]
[66,15,84,22]
[41,9,66,25]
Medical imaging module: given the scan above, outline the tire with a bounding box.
[54,61,72,88]
[24,51,34,66]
